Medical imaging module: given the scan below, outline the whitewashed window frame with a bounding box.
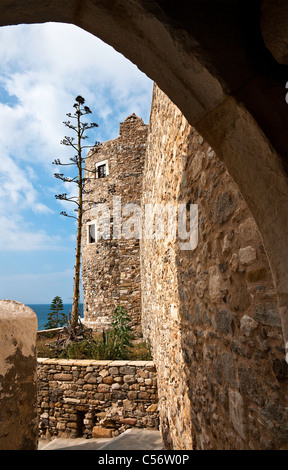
[87,220,97,244]
[95,159,109,179]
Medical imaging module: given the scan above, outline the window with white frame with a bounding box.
[88,223,96,244]
[96,159,109,179]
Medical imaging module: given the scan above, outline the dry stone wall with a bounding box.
[141,84,288,450]
[82,114,148,332]
[37,359,158,439]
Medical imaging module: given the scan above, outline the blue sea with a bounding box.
[27,304,83,331]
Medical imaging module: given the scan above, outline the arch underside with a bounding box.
[2,0,288,379]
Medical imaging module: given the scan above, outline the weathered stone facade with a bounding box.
[37,359,158,439]
[0,300,38,450]
[1,2,288,452]
[141,84,288,450]
[82,114,148,332]
[79,84,288,450]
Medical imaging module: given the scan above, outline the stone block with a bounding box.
[214,192,237,224]
[100,418,118,428]
[93,393,104,400]
[221,351,236,387]
[190,151,203,180]
[120,366,136,375]
[56,422,66,430]
[145,378,153,385]
[119,418,137,426]
[54,373,73,381]
[123,374,137,384]
[114,376,124,383]
[99,369,109,378]
[137,369,150,379]
[92,427,113,438]
[238,218,258,242]
[208,266,223,303]
[83,384,93,390]
[146,404,158,413]
[98,383,110,393]
[138,391,150,400]
[67,422,78,429]
[238,366,264,406]
[112,391,127,400]
[230,253,239,272]
[63,398,81,404]
[103,376,114,385]
[111,382,120,390]
[238,246,257,265]
[216,309,234,336]
[127,391,138,400]
[259,396,288,444]
[228,389,246,441]
[240,314,258,336]
[84,373,98,384]
[254,302,281,327]
[123,399,137,411]
[108,367,119,376]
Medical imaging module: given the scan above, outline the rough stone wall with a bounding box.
[82,114,148,332]
[141,84,288,450]
[37,359,158,439]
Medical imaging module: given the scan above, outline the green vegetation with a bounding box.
[37,305,152,361]
[45,296,66,329]
[110,304,133,358]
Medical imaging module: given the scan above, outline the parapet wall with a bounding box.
[141,84,288,450]
[0,300,38,450]
[37,359,158,439]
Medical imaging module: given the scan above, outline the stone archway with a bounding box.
[1,0,288,450]
[1,0,288,360]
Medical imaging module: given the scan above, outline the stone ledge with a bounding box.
[37,358,155,367]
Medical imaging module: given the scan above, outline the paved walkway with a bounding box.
[39,428,163,450]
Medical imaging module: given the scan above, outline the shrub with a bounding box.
[45,296,66,329]
[109,304,133,358]
[37,305,153,360]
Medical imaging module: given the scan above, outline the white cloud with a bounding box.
[0,214,62,251]
[0,21,152,265]
[0,153,52,214]
[0,22,152,150]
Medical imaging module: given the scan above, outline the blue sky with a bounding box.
[0,22,153,304]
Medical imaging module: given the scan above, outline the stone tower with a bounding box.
[81,114,148,333]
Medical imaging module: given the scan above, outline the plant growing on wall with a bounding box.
[53,95,99,329]
[110,304,133,358]
[45,296,66,329]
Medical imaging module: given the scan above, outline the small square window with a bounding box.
[96,160,109,179]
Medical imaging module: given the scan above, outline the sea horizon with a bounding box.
[27,303,83,331]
